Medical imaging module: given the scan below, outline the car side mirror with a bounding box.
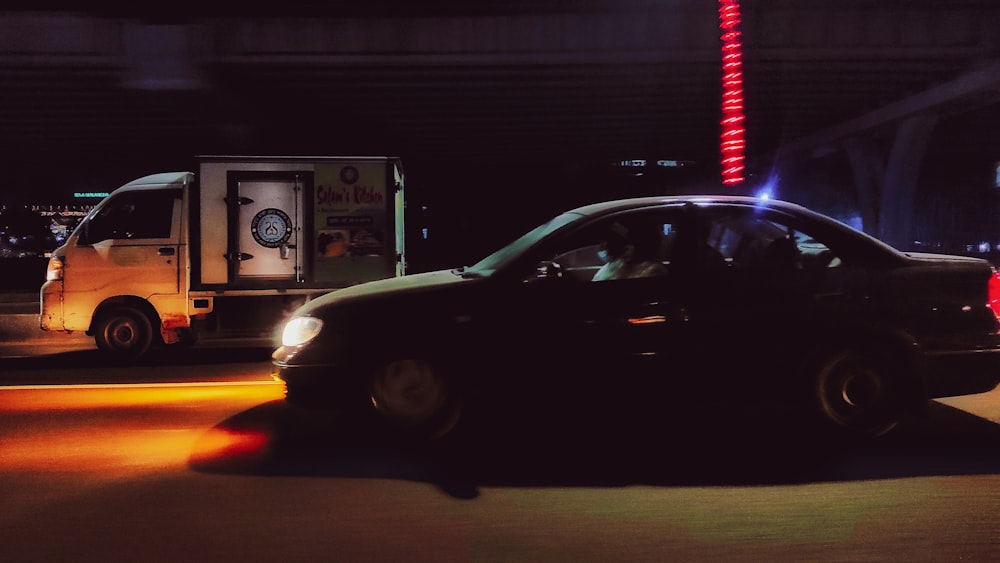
[534,260,564,280]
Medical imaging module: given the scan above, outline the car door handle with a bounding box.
[158,247,175,256]
[627,315,667,325]
[626,307,689,325]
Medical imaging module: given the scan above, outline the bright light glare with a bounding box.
[281,316,323,347]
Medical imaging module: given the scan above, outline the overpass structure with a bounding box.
[2,0,1000,249]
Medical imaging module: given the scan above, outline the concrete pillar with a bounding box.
[843,137,885,237]
[878,114,939,249]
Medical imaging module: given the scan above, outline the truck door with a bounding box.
[227,172,306,283]
[62,187,183,329]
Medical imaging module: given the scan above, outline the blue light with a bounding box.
[754,172,779,202]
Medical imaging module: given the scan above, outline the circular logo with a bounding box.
[251,208,293,248]
[340,166,360,185]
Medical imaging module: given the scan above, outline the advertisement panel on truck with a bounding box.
[314,160,395,284]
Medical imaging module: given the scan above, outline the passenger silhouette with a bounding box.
[592,222,668,281]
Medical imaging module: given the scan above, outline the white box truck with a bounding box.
[40,155,406,359]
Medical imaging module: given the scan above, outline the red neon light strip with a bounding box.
[718,0,746,186]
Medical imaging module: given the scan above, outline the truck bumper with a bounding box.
[39,280,64,331]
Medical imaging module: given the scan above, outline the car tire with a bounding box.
[814,349,905,440]
[370,357,461,440]
[94,306,155,361]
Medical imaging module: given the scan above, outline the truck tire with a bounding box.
[94,306,155,361]
[370,356,461,440]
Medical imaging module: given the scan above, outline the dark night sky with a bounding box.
[4,2,1000,263]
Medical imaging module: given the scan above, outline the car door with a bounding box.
[477,207,696,418]
[675,204,849,399]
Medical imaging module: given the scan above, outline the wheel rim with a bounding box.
[96,308,153,359]
[817,352,899,438]
[109,320,136,349]
[371,358,448,426]
[839,370,881,409]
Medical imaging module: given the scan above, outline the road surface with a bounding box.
[2,294,1000,561]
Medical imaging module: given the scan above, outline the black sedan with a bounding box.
[272,195,1000,442]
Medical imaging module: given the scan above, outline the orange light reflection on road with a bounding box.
[0,382,283,476]
[189,427,272,468]
[0,381,283,412]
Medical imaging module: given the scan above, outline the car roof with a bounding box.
[567,195,811,218]
[565,194,907,262]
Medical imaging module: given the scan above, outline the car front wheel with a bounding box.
[370,357,461,440]
[814,349,906,440]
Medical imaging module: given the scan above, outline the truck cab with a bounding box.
[41,172,190,358]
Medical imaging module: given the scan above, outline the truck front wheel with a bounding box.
[94,306,154,360]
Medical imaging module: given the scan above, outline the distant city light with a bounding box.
[615,159,694,168]
[718,0,746,186]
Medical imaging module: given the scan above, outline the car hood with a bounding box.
[296,269,478,316]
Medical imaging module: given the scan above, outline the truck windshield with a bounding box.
[464,212,582,277]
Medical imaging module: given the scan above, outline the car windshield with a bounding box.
[464,212,582,277]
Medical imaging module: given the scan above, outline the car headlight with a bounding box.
[281,316,323,347]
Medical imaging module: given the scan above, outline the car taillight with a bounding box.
[45,255,64,281]
[988,270,1000,323]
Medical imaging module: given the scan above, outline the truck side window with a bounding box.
[82,189,179,244]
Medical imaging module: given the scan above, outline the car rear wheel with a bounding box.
[814,349,905,440]
[94,306,155,361]
[370,357,460,440]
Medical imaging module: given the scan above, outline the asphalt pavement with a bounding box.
[0,291,39,315]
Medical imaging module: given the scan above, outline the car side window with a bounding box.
[700,208,843,282]
[541,211,679,283]
[549,242,605,281]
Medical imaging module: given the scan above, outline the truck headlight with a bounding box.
[281,316,323,347]
[46,255,64,281]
